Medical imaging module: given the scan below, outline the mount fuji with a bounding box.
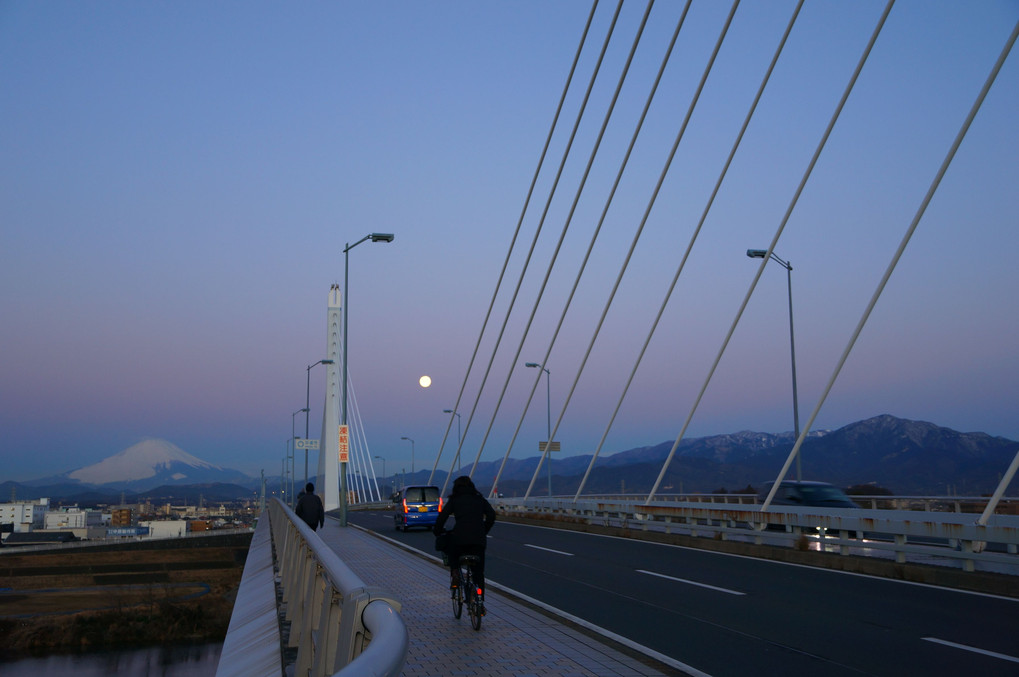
[56,439,252,492]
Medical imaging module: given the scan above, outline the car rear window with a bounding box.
[405,487,439,503]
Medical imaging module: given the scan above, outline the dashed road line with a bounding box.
[637,569,745,595]
[922,637,1019,664]
[525,543,575,556]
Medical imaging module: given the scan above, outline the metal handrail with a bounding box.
[267,498,407,677]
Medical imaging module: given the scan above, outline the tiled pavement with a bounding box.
[315,518,690,677]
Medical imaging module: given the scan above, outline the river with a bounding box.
[0,642,222,676]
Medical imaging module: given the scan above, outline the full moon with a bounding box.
[419,375,432,388]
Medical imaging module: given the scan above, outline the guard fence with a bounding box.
[492,495,1019,574]
[216,498,407,677]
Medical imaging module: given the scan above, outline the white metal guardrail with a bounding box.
[493,496,1019,574]
[218,498,407,677]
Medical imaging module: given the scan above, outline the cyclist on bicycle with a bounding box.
[434,475,496,610]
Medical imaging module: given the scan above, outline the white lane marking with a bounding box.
[922,637,1019,664]
[637,569,745,596]
[525,544,574,556]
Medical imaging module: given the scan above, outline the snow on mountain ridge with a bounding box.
[68,439,222,484]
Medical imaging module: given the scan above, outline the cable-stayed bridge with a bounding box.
[230,4,1018,675]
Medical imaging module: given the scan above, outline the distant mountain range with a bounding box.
[416,415,1019,497]
[2,416,1017,505]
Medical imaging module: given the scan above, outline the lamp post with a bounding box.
[443,409,462,473]
[374,455,386,496]
[401,436,415,477]
[525,362,553,497]
[747,248,801,481]
[291,408,308,505]
[341,232,394,527]
[305,359,335,485]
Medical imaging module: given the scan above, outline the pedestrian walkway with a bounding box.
[315,518,686,677]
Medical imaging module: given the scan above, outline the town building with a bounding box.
[0,498,49,540]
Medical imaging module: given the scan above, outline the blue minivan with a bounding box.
[393,485,442,531]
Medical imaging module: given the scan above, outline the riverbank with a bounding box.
[0,533,250,661]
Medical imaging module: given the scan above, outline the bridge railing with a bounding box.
[493,496,1019,574]
[219,498,407,677]
[272,498,407,677]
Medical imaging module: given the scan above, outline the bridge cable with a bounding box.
[488,1,692,498]
[445,1,626,495]
[458,0,658,493]
[345,367,380,502]
[646,0,896,505]
[574,0,804,501]
[523,0,742,499]
[761,15,1019,513]
[425,0,600,489]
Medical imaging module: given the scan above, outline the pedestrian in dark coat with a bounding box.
[295,482,325,531]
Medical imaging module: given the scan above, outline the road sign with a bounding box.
[295,439,320,450]
[338,425,349,463]
[539,441,560,452]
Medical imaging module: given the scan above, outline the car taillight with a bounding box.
[438,497,443,511]
[402,499,409,514]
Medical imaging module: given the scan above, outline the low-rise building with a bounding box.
[111,508,132,527]
[140,519,187,539]
[44,507,103,530]
[0,498,49,536]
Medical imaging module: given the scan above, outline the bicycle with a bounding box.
[449,554,484,630]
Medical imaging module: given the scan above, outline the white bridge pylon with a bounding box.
[316,284,381,511]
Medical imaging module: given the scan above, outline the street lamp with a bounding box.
[341,232,394,527]
[443,409,462,473]
[374,455,386,495]
[525,362,553,497]
[401,436,415,476]
[747,248,801,481]
[305,359,335,485]
[291,408,308,506]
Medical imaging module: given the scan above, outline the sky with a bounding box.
[2,1,1017,484]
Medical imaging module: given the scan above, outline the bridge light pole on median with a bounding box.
[443,409,462,473]
[401,436,415,477]
[291,408,309,507]
[525,361,554,497]
[374,455,386,496]
[305,359,334,485]
[747,248,801,481]
[341,232,394,527]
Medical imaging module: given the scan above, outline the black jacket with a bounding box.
[295,492,325,531]
[434,485,495,547]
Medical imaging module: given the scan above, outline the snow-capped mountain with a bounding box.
[64,439,251,490]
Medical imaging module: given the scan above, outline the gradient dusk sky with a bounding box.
[2,1,1017,483]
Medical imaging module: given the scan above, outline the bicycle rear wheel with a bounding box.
[451,569,463,619]
[465,576,482,631]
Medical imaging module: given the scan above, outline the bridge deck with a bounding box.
[316,517,679,676]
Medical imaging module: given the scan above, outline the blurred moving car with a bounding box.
[757,480,858,508]
[393,485,442,531]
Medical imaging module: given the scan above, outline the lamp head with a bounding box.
[443,409,453,414]
[370,233,395,243]
[321,359,335,365]
[525,362,540,368]
[746,249,768,259]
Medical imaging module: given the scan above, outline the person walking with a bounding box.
[295,482,325,531]
[434,476,496,612]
